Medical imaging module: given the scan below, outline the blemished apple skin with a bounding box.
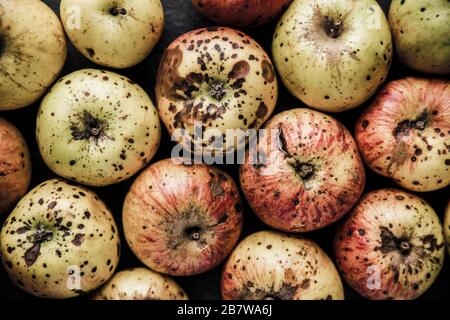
[155,27,277,155]
[0,118,32,215]
[0,179,121,299]
[221,231,344,300]
[272,0,392,112]
[192,0,291,27]
[334,189,445,300]
[0,0,66,110]
[355,78,450,192]
[92,268,188,300]
[123,158,243,276]
[240,108,365,232]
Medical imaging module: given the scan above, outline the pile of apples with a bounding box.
[0,0,449,300]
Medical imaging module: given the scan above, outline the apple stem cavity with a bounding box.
[379,227,412,256]
[71,111,106,141]
[27,223,53,244]
[184,226,202,241]
[109,6,127,16]
[209,80,226,101]
[323,16,343,39]
[393,110,429,138]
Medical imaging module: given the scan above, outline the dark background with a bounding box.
[1,0,448,300]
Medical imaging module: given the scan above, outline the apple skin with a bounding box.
[334,189,445,300]
[355,78,450,192]
[92,268,188,300]
[0,118,32,215]
[156,27,277,155]
[0,179,121,299]
[389,0,450,75]
[123,158,243,276]
[36,69,161,187]
[221,231,344,300]
[60,0,164,69]
[0,0,66,110]
[240,108,365,232]
[192,0,291,27]
[272,0,392,112]
[445,201,450,256]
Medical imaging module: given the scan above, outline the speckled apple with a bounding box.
[123,158,243,276]
[92,268,188,300]
[334,189,445,300]
[36,69,161,187]
[60,0,164,68]
[0,179,121,299]
[272,0,392,112]
[156,27,277,155]
[192,0,291,27]
[355,78,449,192]
[240,108,365,232]
[221,231,344,300]
[0,118,32,215]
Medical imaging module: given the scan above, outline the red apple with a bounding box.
[123,158,243,276]
[240,108,365,232]
[192,0,291,27]
[0,118,32,215]
[334,189,445,300]
[355,78,450,192]
[221,230,344,300]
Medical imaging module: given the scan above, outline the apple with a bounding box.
[123,158,243,276]
[389,0,450,74]
[0,118,31,215]
[334,189,445,300]
[156,27,277,155]
[191,0,291,27]
[0,0,66,110]
[355,78,450,192]
[445,201,450,255]
[60,0,164,68]
[272,0,392,112]
[36,69,161,187]
[240,108,365,232]
[221,230,344,300]
[0,179,121,298]
[92,267,188,300]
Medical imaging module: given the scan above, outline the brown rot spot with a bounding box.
[86,48,95,58]
[228,60,250,79]
[72,234,85,246]
[323,16,343,38]
[256,102,268,119]
[393,110,429,138]
[71,111,106,141]
[261,60,275,83]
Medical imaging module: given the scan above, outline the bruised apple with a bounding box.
[356,78,450,192]
[123,158,243,276]
[240,108,365,232]
[192,0,291,27]
[221,231,344,300]
[0,118,31,215]
[92,268,188,300]
[334,189,445,300]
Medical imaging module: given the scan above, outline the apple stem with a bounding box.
[185,226,202,241]
[324,17,343,39]
[399,241,411,254]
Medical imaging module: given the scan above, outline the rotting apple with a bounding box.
[240,108,365,232]
[92,267,188,300]
[445,201,450,255]
[156,27,277,155]
[0,179,121,299]
[0,0,66,110]
[334,189,445,300]
[191,0,291,28]
[355,78,450,192]
[389,0,450,75]
[36,69,161,187]
[221,230,344,300]
[60,0,164,69]
[0,118,31,215]
[123,158,243,276]
[272,0,392,112]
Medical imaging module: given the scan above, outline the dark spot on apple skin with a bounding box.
[24,244,41,267]
[72,234,85,246]
[261,60,275,83]
[228,60,250,79]
[256,102,268,119]
[362,120,369,129]
[86,48,95,58]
